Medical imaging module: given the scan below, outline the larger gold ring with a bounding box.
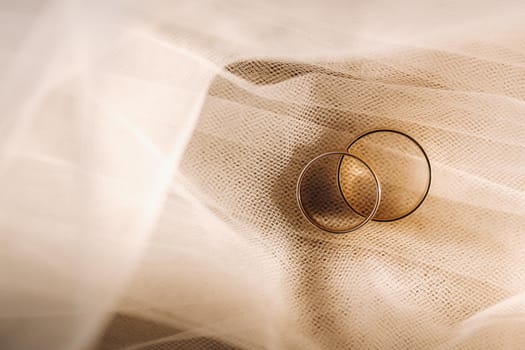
[338,129,431,222]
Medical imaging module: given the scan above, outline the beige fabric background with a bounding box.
[1,0,524,349]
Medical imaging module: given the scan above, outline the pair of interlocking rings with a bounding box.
[296,129,432,233]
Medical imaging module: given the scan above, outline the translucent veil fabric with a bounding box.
[1,0,525,349]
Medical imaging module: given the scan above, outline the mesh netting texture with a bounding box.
[1,1,525,350]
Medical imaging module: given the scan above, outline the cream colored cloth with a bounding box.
[1,1,525,349]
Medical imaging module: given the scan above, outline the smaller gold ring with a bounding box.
[297,151,382,234]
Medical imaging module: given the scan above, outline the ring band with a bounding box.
[337,129,431,222]
[297,151,382,233]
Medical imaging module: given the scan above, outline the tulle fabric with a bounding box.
[1,1,525,349]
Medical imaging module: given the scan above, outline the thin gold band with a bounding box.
[337,129,431,222]
[296,151,382,234]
